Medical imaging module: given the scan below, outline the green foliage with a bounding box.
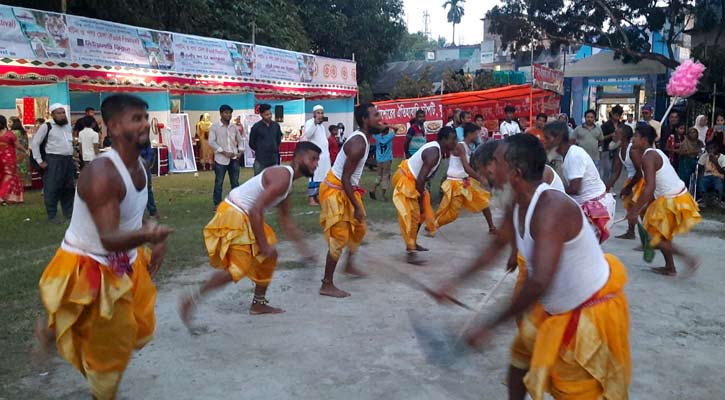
[442,0,465,45]
[442,69,471,93]
[390,32,439,62]
[390,66,434,99]
[358,81,374,103]
[485,0,702,69]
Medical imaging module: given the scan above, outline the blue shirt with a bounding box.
[373,131,395,162]
[456,126,464,141]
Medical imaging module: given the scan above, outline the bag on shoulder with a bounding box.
[29,122,51,170]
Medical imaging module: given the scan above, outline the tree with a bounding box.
[358,81,374,103]
[441,69,472,93]
[292,0,407,83]
[472,70,500,91]
[443,0,465,46]
[486,0,697,70]
[390,32,439,61]
[689,0,725,89]
[389,66,434,99]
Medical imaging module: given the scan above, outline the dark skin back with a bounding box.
[627,143,661,221]
[340,134,368,222]
[416,147,439,196]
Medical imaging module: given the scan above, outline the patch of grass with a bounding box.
[0,161,416,393]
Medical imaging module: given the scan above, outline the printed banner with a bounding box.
[0,4,356,87]
[168,113,197,173]
[255,45,314,83]
[533,64,564,94]
[442,94,561,132]
[375,99,444,134]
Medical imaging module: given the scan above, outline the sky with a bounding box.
[403,0,498,45]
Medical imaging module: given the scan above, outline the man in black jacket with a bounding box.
[249,103,282,175]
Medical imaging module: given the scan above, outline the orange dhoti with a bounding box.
[392,160,435,250]
[510,254,631,400]
[621,178,637,211]
[39,247,156,400]
[319,170,367,260]
[642,190,701,247]
[435,177,491,228]
[204,201,278,284]
[630,179,645,205]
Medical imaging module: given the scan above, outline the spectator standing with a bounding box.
[697,143,725,205]
[474,114,489,143]
[599,105,623,182]
[405,110,426,158]
[499,105,521,137]
[659,109,681,150]
[665,123,686,169]
[456,111,472,141]
[249,103,282,175]
[370,126,395,201]
[640,104,661,141]
[525,113,547,142]
[327,125,340,164]
[706,113,725,151]
[572,109,605,171]
[692,115,709,144]
[208,104,244,208]
[0,115,27,204]
[557,113,574,136]
[72,107,98,138]
[625,113,637,130]
[31,103,75,223]
[139,142,158,218]
[678,127,704,188]
[300,105,330,206]
[78,117,99,169]
[9,117,31,188]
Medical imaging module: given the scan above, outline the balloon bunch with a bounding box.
[666,60,706,98]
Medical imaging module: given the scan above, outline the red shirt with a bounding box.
[328,135,340,163]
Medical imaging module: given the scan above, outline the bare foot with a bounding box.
[407,251,427,265]
[178,294,196,330]
[415,244,429,252]
[650,266,677,276]
[309,199,320,207]
[320,281,351,298]
[249,301,285,315]
[33,318,54,355]
[681,256,701,278]
[616,232,635,240]
[343,263,367,277]
[423,229,436,238]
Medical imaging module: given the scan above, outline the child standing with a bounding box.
[370,126,395,201]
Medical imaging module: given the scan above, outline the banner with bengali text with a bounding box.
[0,4,356,88]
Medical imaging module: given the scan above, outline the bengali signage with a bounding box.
[375,99,443,131]
[533,64,564,94]
[168,113,197,173]
[0,4,356,87]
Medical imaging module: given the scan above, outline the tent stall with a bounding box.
[374,84,561,158]
[0,4,357,180]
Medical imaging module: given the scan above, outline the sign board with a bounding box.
[533,64,564,94]
[375,99,444,134]
[0,4,356,87]
[168,113,197,173]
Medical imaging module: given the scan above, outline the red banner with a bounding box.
[442,94,561,132]
[533,64,564,94]
[375,98,443,134]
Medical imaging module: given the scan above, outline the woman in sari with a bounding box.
[0,115,28,204]
[9,117,31,187]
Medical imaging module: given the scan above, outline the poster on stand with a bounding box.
[243,114,262,168]
[168,113,197,173]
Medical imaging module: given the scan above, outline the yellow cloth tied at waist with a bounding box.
[319,170,366,231]
[38,247,156,400]
[512,254,631,400]
[643,191,701,247]
[435,178,491,228]
[392,160,435,235]
[204,201,278,284]
[621,178,636,211]
[630,179,645,204]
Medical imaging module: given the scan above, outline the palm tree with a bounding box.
[442,0,465,46]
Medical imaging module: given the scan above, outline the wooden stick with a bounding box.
[458,271,511,340]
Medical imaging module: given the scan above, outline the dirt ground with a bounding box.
[22,202,725,400]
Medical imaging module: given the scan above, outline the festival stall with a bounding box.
[0,4,357,181]
[374,84,561,158]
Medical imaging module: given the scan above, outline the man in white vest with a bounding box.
[301,105,330,206]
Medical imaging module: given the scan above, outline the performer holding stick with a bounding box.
[179,142,321,321]
[434,134,631,400]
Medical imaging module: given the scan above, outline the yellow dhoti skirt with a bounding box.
[39,247,156,400]
[514,253,528,300]
[435,177,491,228]
[204,201,278,285]
[392,160,435,250]
[630,179,645,205]
[621,178,636,211]
[319,170,367,260]
[510,254,631,400]
[643,191,701,247]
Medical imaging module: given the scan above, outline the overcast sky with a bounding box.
[403,0,499,45]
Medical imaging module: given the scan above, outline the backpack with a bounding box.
[29,122,52,170]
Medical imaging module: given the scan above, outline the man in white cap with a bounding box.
[31,103,75,223]
[301,105,330,206]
